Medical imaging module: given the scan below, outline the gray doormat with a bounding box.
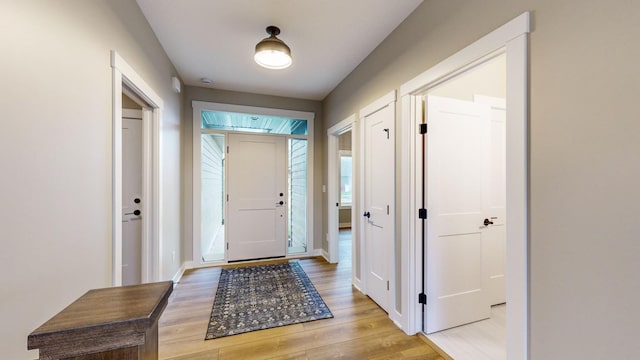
[205,262,333,339]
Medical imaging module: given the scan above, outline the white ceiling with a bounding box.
[136,0,423,100]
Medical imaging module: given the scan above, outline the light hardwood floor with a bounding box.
[159,232,444,359]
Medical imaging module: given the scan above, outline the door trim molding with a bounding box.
[111,51,162,286]
[192,101,315,266]
[327,114,359,288]
[399,12,530,359]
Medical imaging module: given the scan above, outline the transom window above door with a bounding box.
[201,110,308,135]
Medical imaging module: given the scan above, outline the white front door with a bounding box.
[226,134,287,261]
[122,109,143,286]
[363,103,394,313]
[476,95,507,306]
[424,95,492,333]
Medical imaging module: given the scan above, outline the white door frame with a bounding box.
[192,101,315,267]
[111,51,162,286]
[399,12,530,359]
[327,114,361,288]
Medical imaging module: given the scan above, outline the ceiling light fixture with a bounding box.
[254,26,292,70]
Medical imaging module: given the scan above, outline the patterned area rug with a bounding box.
[205,262,333,339]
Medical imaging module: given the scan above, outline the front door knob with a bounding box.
[363,211,371,218]
[483,218,494,226]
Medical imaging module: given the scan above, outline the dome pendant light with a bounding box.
[254,26,292,69]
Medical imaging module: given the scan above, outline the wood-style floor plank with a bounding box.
[159,236,444,359]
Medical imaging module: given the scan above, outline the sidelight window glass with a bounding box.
[201,134,225,262]
[288,139,307,254]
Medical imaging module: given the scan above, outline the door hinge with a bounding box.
[227,146,229,153]
[387,281,390,291]
[386,205,390,215]
[418,208,427,219]
[226,243,229,250]
[227,194,229,202]
[418,293,427,305]
[419,123,428,134]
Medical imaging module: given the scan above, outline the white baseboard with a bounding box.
[321,249,330,262]
[171,262,187,284]
[309,248,324,257]
[392,310,405,332]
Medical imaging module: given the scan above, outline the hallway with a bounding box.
[158,230,443,359]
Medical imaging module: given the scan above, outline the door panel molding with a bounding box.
[226,134,287,261]
[424,95,492,333]
[359,90,396,317]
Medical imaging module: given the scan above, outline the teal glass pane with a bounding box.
[201,110,307,135]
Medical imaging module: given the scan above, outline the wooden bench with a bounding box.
[28,281,173,360]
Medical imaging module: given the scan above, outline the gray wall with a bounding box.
[0,1,183,358]
[182,86,323,260]
[322,0,640,358]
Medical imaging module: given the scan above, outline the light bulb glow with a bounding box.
[254,49,292,69]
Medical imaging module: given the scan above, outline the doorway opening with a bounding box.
[327,115,360,288]
[399,12,529,359]
[422,54,507,359]
[192,102,315,266]
[111,51,162,286]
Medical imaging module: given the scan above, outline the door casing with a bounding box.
[327,115,360,288]
[191,101,315,267]
[399,12,530,359]
[111,51,161,286]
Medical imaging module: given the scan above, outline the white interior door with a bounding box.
[122,109,143,286]
[476,95,507,306]
[227,134,287,261]
[424,95,492,333]
[363,104,394,312]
